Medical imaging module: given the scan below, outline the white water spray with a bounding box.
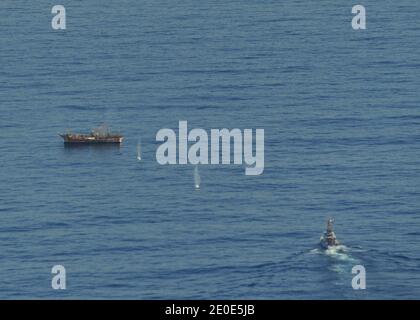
[194,165,201,189]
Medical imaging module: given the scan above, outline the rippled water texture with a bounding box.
[0,1,419,299]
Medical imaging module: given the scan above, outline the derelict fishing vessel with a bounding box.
[59,124,123,144]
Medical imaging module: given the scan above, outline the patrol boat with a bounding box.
[320,218,340,249]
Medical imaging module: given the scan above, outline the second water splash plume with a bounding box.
[194,165,201,189]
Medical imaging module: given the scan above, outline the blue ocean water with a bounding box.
[0,0,419,299]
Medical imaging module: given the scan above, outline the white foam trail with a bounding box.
[309,248,322,255]
[194,165,201,189]
[324,245,358,263]
[310,244,357,263]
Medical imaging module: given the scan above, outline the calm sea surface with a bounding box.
[0,1,419,299]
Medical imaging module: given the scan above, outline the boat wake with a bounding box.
[311,245,354,260]
[310,243,360,276]
[324,245,355,262]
